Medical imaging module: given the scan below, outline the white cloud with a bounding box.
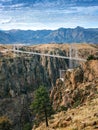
[0,0,11,2]
[1,18,12,24]
[11,3,26,8]
[0,3,98,30]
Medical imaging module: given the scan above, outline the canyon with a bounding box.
[0,43,98,130]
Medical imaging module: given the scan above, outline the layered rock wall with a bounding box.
[50,60,98,110]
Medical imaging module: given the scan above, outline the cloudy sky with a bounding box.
[0,0,98,30]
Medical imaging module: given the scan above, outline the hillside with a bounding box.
[0,43,98,130]
[0,43,98,97]
[33,60,98,130]
[0,27,98,44]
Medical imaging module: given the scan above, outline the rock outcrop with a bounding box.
[1,43,97,98]
[0,45,69,98]
[0,44,98,130]
[34,60,98,130]
[50,60,98,110]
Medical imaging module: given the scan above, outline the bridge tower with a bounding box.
[13,44,16,57]
[13,44,21,57]
[69,44,78,69]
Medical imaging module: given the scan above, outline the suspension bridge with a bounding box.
[12,44,86,61]
[2,44,87,80]
[12,49,86,61]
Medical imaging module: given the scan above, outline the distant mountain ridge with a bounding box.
[0,26,98,44]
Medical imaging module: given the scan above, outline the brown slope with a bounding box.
[34,60,98,130]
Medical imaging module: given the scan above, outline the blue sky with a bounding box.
[0,0,98,30]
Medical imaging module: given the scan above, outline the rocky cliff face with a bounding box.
[0,43,97,98]
[34,60,98,130]
[0,48,68,98]
[50,60,98,110]
[0,43,98,130]
[0,44,69,129]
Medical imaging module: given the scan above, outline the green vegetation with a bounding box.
[87,55,95,60]
[0,116,12,130]
[73,99,81,108]
[60,105,68,111]
[87,55,98,60]
[19,47,26,51]
[30,86,53,127]
[23,123,32,130]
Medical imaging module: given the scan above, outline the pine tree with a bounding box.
[30,86,53,127]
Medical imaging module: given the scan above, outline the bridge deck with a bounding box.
[11,49,86,61]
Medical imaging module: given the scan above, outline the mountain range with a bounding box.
[0,26,98,44]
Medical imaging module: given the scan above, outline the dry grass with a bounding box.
[33,95,98,130]
[0,44,98,59]
[30,43,98,52]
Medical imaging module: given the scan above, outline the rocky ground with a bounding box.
[33,60,98,130]
[34,97,98,130]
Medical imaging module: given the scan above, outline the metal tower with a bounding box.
[69,44,78,69]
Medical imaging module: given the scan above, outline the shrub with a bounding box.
[87,55,95,60]
[0,116,12,130]
[60,106,68,111]
[23,122,32,130]
[73,100,81,108]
